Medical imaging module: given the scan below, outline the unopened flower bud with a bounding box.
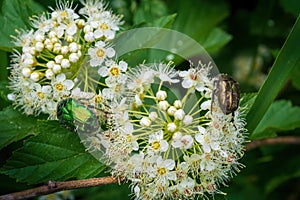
[22,67,32,77]
[156,90,167,101]
[201,100,211,110]
[183,115,193,125]
[61,59,71,68]
[61,46,69,55]
[45,69,55,79]
[140,117,151,127]
[52,64,61,74]
[167,122,177,132]
[30,71,42,82]
[55,55,64,64]
[149,112,158,121]
[167,106,177,116]
[174,109,185,120]
[46,61,55,69]
[173,100,182,108]
[158,100,169,111]
[35,42,44,52]
[69,53,79,63]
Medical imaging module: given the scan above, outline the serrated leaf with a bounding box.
[116,14,177,65]
[133,0,168,25]
[148,13,177,29]
[171,0,231,53]
[202,28,232,53]
[252,100,300,139]
[0,121,105,184]
[0,107,38,150]
[0,0,44,51]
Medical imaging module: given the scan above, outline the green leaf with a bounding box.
[0,0,44,51]
[0,107,38,150]
[202,28,232,53]
[0,121,105,184]
[148,13,177,29]
[246,15,300,134]
[133,0,168,25]
[171,0,231,53]
[252,100,300,139]
[116,14,177,65]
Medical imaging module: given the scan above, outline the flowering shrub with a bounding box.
[5,1,249,199]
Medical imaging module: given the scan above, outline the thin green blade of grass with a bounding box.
[246,14,300,135]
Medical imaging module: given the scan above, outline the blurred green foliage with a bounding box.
[0,0,300,199]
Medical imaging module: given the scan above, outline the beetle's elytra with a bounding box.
[212,74,240,115]
[57,98,101,133]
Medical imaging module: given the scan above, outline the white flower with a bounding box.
[200,153,215,171]
[179,68,209,92]
[172,133,194,149]
[178,177,195,196]
[88,41,115,66]
[51,73,74,99]
[98,60,128,86]
[148,131,169,152]
[30,83,52,112]
[195,126,220,153]
[127,66,155,92]
[82,60,247,199]
[152,62,179,83]
[153,156,177,182]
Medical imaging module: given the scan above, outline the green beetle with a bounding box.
[212,74,240,115]
[57,98,106,134]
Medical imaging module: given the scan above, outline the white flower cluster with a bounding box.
[88,62,247,200]
[8,0,125,118]
[8,1,247,199]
